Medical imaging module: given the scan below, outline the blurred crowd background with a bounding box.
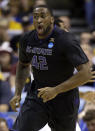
[0,0,95,131]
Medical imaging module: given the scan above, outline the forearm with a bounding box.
[55,67,91,94]
[15,62,31,96]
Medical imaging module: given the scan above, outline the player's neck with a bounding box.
[38,24,54,39]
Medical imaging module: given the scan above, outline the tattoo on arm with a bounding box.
[15,62,31,96]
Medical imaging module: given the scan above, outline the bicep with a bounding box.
[17,61,31,76]
[76,62,90,72]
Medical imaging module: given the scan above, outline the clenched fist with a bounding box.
[9,95,21,112]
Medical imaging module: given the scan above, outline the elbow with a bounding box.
[86,69,92,80]
[80,62,92,81]
[82,67,92,81]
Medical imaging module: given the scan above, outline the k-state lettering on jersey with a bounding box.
[19,26,88,87]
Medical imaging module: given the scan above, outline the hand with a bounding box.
[38,87,57,103]
[88,71,95,82]
[81,91,95,103]
[9,95,21,112]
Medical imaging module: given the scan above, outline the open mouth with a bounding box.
[38,25,43,29]
[37,25,43,32]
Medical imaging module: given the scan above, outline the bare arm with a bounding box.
[38,62,93,103]
[55,62,92,94]
[10,61,31,111]
[15,61,31,96]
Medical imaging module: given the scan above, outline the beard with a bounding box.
[37,24,52,37]
[43,25,52,35]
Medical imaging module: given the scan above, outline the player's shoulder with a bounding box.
[20,30,36,42]
[55,26,74,40]
[56,27,77,44]
[54,27,79,50]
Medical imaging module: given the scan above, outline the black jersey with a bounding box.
[19,26,88,87]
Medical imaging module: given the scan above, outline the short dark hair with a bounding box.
[33,5,53,16]
[83,110,95,122]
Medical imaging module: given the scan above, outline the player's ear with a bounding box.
[51,17,54,24]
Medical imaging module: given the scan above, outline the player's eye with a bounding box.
[34,15,39,19]
[40,14,46,18]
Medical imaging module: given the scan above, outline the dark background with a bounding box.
[46,0,85,18]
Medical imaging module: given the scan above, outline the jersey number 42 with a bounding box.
[32,55,48,70]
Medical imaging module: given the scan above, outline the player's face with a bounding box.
[33,7,54,36]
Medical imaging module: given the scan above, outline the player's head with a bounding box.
[83,110,95,131]
[33,5,54,36]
